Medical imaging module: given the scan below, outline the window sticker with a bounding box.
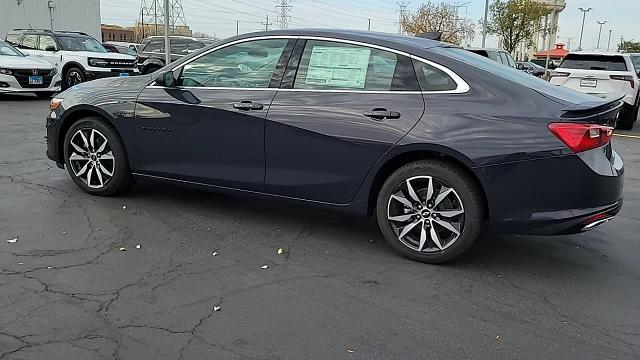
[305,46,371,89]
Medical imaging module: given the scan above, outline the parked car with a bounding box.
[6,29,138,89]
[137,36,210,74]
[517,61,546,77]
[530,58,559,70]
[104,41,140,52]
[46,29,624,264]
[0,40,61,97]
[550,52,640,130]
[466,47,517,68]
[103,43,137,56]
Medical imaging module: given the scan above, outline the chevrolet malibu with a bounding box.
[46,30,624,263]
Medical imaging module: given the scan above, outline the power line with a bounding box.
[262,14,273,31]
[396,1,410,35]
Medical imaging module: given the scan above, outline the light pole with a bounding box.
[596,20,608,49]
[164,0,170,65]
[607,29,612,52]
[482,0,489,47]
[578,7,592,50]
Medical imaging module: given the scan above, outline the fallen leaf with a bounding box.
[212,252,218,256]
[122,205,127,210]
[135,244,141,249]
[261,265,269,269]
[62,231,67,235]
[47,266,53,269]
[97,227,103,231]
[277,248,284,255]
[213,305,221,312]
[6,238,18,244]
[347,348,355,353]
[18,262,23,265]
[206,227,212,231]
[496,335,501,340]
[119,247,127,251]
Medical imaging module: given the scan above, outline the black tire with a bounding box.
[35,92,56,99]
[616,102,638,131]
[63,66,85,90]
[376,160,485,264]
[142,65,161,75]
[63,116,134,196]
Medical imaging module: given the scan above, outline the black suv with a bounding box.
[137,36,214,74]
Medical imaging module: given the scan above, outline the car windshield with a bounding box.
[0,40,23,56]
[559,54,628,71]
[433,47,595,104]
[58,35,108,53]
[118,46,137,56]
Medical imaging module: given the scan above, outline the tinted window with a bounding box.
[6,33,22,46]
[630,55,640,73]
[468,49,488,58]
[559,54,628,71]
[38,35,58,51]
[487,51,499,62]
[21,34,38,50]
[433,47,596,104]
[178,39,288,88]
[170,39,188,54]
[414,60,457,91]
[189,41,204,51]
[504,52,516,68]
[144,40,164,53]
[294,40,398,91]
[498,52,509,65]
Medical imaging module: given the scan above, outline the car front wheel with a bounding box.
[63,117,134,196]
[376,160,485,264]
[63,67,85,89]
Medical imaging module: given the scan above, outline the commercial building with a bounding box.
[0,0,101,40]
[101,24,135,43]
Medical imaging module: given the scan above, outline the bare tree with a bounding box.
[486,0,548,53]
[402,2,475,45]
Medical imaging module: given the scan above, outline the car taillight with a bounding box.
[609,74,635,88]
[548,123,613,153]
[549,71,570,80]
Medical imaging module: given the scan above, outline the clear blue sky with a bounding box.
[100,0,638,50]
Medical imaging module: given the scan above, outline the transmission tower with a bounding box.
[396,1,410,35]
[276,0,292,29]
[139,0,187,38]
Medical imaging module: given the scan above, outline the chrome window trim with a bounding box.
[156,34,469,95]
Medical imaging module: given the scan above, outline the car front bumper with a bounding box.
[0,73,62,93]
[85,68,140,81]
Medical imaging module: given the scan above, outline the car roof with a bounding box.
[9,29,90,37]
[223,29,445,53]
[466,47,504,52]
[566,51,629,57]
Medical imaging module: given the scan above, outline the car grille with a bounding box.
[12,69,55,88]
[105,60,136,68]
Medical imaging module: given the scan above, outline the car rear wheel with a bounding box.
[376,160,485,263]
[63,117,134,196]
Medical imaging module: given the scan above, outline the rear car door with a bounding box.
[36,35,61,68]
[135,38,294,191]
[264,39,425,204]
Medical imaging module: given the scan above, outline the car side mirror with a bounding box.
[155,70,176,87]
[45,46,57,52]
[516,64,524,70]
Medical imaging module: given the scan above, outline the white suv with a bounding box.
[6,29,139,90]
[550,52,640,130]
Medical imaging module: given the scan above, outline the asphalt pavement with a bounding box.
[1,93,639,360]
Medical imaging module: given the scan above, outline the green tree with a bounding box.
[619,40,640,53]
[402,2,475,45]
[486,0,549,53]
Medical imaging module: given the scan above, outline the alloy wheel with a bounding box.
[387,176,464,252]
[68,128,115,189]
[66,70,82,87]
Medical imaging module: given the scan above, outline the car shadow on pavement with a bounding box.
[0,93,44,101]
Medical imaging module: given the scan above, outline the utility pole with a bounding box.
[368,18,371,31]
[164,0,170,65]
[607,29,612,52]
[396,1,410,35]
[620,36,624,52]
[262,14,273,31]
[141,7,145,41]
[482,0,489,47]
[276,0,292,29]
[596,20,608,49]
[578,7,592,50]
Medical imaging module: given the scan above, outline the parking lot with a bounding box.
[1,93,639,360]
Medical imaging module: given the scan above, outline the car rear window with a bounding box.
[631,55,640,72]
[559,54,628,71]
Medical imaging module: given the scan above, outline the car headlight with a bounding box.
[0,68,12,75]
[88,58,109,67]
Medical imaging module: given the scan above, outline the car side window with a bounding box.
[21,34,38,50]
[413,60,457,92]
[504,53,516,68]
[178,39,288,88]
[6,33,22,46]
[144,40,164,53]
[293,40,399,91]
[189,41,204,51]
[38,35,58,51]
[170,39,188,54]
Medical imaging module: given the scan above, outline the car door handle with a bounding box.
[363,109,401,120]
[233,101,263,111]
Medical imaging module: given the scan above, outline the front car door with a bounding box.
[134,38,294,191]
[264,38,426,204]
[36,35,61,69]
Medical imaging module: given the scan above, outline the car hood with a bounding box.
[0,55,55,69]
[57,74,153,105]
[66,51,136,60]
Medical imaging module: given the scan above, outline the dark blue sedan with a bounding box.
[46,29,624,263]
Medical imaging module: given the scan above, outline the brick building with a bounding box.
[101,24,135,42]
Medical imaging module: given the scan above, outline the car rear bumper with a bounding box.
[479,144,624,236]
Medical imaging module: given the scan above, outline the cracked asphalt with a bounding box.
[1,93,640,360]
